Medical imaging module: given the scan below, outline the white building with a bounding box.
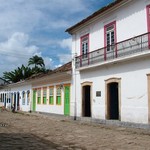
[0,62,72,115]
[0,78,12,108]
[0,81,32,112]
[66,0,150,124]
[30,62,72,116]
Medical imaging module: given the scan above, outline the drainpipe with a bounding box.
[74,53,77,120]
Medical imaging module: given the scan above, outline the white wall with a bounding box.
[33,81,72,116]
[74,56,150,124]
[73,0,149,56]
[11,84,32,112]
[70,0,150,124]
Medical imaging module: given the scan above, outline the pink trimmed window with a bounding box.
[146,5,150,48]
[80,34,89,59]
[104,21,116,51]
[104,21,117,60]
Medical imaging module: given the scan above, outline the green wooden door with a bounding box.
[32,90,36,111]
[64,86,70,116]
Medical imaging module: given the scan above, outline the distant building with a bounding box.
[0,62,72,116]
[30,62,72,116]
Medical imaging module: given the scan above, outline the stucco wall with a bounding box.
[70,0,150,124]
[32,81,72,116]
[11,84,32,112]
[73,56,150,124]
[72,0,149,56]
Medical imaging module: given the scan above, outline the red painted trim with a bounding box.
[104,21,117,60]
[80,33,89,66]
[88,35,90,65]
[114,21,117,58]
[76,32,149,60]
[104,24,107,61]
[146,5,150,49]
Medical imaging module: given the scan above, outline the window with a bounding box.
[27,91,30,105]
[49,87,54,105]
[43,88,47,104]
[56,87,61,105]
[37,89,41,104]
[81,34,89,59]
[22,91,25,105]
[104,21,116,52]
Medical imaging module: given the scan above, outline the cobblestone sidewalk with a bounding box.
[1,111,150,150]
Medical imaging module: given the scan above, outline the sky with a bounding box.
[0,0,113,76]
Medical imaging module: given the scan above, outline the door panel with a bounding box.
[32,90,36,111]
[64,86,70,116]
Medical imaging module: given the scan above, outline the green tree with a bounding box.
[3,56,47,83]
[3,65,33,83]
[28,55,46,74]
[28,55,45,68]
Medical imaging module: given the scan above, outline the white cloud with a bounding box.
[0,0,97,76]
[58,54,72,64]
[54,64,62,68]
[59,38,72,51]
[0,32,39,75]
[0,32,38,57]
[0,0,88,37]
[44,57,53,69]
[0,32,56,75]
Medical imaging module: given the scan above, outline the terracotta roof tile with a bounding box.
[27,61,72,80]
[52,61,72,73]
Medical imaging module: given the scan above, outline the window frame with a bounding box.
[37,88,41,104]
[22,91,25,105]
[80,34,89,59]
[147,4,150,48]
[43,87,47,105]
[56,86,61,105]
[49,87,54,105]
[27,90,30,105]
[104,21,117,60]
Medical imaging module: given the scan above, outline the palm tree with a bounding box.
[21,65,33,79]
[28,55,46,74]
[3,56,46,83]
[28,55,45,68]
[3,65,33,83]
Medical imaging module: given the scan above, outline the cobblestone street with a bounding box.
[1,111,150,150]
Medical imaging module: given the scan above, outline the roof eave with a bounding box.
[66,0,131,34]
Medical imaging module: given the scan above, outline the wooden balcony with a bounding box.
[75,32,150,69]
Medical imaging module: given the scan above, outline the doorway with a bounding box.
[64,86,70,116]
[32,90,36,111]
[107,82,119,119]
[82,85,91,117]
[17,92,20,110]
[14,93,16,110]
[105,78,121,120]
[4,94,6,107]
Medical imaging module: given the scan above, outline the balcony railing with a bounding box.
[75,32,150,69]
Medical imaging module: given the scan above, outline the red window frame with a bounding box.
[80,34,90,66]
[104,21,117,60]
[146,4,150,49]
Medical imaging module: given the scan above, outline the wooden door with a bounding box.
[32,90,36,111]
[64,86,70,116]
